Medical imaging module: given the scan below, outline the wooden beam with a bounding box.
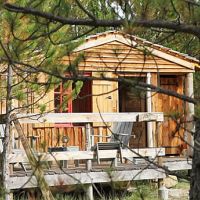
[16,112,164,124]
[7,168,166,190]
[121,148,165,158]
[78,67,193,73]
[9,151,94,163]
[85,123,92,150]
[138,113,164,122]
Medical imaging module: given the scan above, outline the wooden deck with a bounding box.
[1,112,193,200]
[6,156,192,190]
[8,162,164,190]
[8,164,164,190]
[162,156,192,171]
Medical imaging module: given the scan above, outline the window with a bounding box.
[54,82,72,113]
[72,80,92,113]
[54,76,92,114]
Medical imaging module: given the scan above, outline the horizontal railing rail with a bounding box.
[14,112,164,124]
[9,147,165,164]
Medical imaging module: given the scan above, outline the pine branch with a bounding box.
[4,3,200,38]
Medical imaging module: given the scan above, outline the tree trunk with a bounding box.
[2,64,13,200]
[190,119,200,199]
[12,115,55,200]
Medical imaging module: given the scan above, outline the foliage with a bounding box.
[0,186,6,200]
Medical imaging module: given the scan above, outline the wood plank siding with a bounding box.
[63,41,195,73]
[15,124,109,152]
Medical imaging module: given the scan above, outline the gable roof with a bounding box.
[75,31,199,70]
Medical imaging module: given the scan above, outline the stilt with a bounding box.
[158,156,168,200]
[85,184,94,200]
[85,159,93,200]
[158,180,168,200]
[5,192,13,200]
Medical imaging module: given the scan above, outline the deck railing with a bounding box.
[13,112,164,152]
[6,112,167,193]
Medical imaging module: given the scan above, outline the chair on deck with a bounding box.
[93,122,133,165]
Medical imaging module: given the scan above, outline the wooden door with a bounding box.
[119,78,146,148]
[157,76,184,154]
[92,80,118,113]
[92,80,118,127]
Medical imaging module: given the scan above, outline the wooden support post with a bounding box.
[147,72,154,147]
[86,160,92,171]
[158,156,168,200]
[86,123,92,151]
[158,183,168,200]
[99,127,103,142]
[185,72,194,156]
[111,158,118,168]
[85,184,94,200]
[86,159,93,200]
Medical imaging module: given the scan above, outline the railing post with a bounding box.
[85,124,94,200]
[99,127,103,142]
[86,146,93,200]
[86,123,92,151]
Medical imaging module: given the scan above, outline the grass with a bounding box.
[173,180,190,190]
[124,183,159,200]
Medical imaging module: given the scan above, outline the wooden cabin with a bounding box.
[1,31,199,155]
[1,31,199,200]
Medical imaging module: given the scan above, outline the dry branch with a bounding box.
[4,3,200,38]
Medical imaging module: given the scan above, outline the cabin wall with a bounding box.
[0,71,189,154]
[14,124,109,152]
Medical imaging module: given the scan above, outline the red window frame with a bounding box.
[54,72,91,127]
[54,81,73,127]
[54,82,73,113]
